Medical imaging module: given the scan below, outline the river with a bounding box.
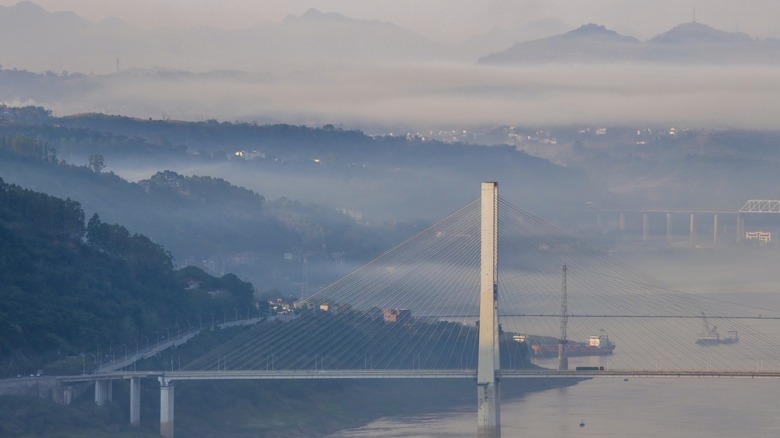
[329,254,780,438]
[328,377,779,437]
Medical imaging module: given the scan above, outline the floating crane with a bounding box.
[697,311,720,344]
[696,311,738,345]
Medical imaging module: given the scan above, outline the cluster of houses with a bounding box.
[268,297,411,324]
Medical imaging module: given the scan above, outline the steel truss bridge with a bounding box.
[740,200,780,213]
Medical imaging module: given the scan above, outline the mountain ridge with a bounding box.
[6,1,777,72]
[0,1,458,72]
[480,21,780,64]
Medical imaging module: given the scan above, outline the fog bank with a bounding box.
[27,63,780,133]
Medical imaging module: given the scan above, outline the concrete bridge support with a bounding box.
[736,214,744,242]
[689,213,696,243]
[160,378,175,438]
[46,383,74,405]
[477,182,500,438]
[94,380,112,406]
[642,213,649,241]
[130,377,141,426]
[666,212,672,241]
[619,212,626,232]
[61,385,73,405]
[713,214,720,245]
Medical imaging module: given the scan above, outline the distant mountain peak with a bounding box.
[282,7,400,31]
[479,20,780,64]
[285,8,351,23]
[9,0,45,12]
[564,23,639,42]
[669,21,727,34]
[650,21,752,44]
[572,23,609,34]
[1,0,88,31]
[10,0,77,20]
[478,22,639,63]
[4,0,47,16]
[301,8,339,19]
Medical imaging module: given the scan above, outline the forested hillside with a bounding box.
[0,131,416,293]
[0,177,258,376]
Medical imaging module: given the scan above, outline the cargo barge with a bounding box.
[531,334,615,358]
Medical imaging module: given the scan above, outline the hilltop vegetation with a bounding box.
[0,177,257,376]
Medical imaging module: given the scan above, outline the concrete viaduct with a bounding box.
[593,200,780,245]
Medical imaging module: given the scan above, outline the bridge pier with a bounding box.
[666,212,672,241]
[736,213,744,242]
[713,214,719,245]
[477,182,500,438]
[689,213,696,243]
[61,385,73,405]
[160,377,175,438]
[94,380,112,406]
[642,213,649,241]
[130,377,141,426]
[477,382,501,438]
[48,384,74,405]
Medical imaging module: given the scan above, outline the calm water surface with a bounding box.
[330,290,780,438]
[328,378,780,437]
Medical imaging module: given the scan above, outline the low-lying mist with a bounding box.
[29,62,780,133]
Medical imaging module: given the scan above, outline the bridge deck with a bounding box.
[55,368,780,384]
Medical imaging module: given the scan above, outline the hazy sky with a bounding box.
[5,0,780,41]
[4,0,780,131]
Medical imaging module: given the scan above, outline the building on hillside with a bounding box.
[383,308,411,324]
[318,302,352,315]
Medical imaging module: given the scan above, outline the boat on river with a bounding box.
[531,334,616,358]
[696,311,739,345]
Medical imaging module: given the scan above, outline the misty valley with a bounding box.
[3,1,780,437]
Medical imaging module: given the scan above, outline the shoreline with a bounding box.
[169,377,584,437]
[321,378,584,437]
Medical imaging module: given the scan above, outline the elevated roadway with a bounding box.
[56,368,780,384]
[37,366,780,438]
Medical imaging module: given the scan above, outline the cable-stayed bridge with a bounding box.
[56,182,780,437]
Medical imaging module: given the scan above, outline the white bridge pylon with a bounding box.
[477,181,501,438]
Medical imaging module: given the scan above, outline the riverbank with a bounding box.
[0,377,582,437]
